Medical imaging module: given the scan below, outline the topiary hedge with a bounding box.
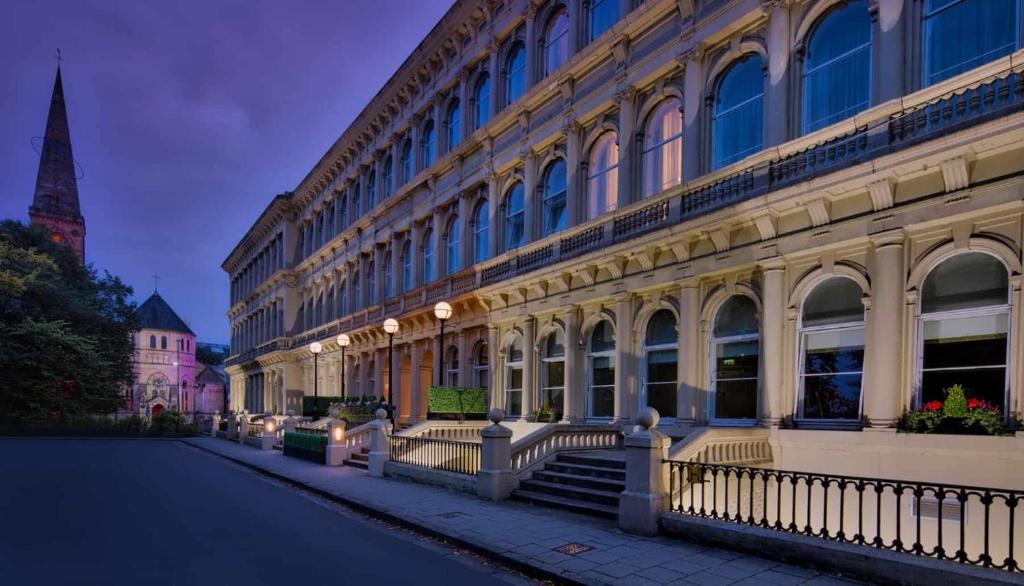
[283,431,327,464]
[427,386,488,419]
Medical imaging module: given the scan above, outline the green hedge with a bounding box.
[427,386,488,416]
[301,397,341,418]
[283,431,327,453]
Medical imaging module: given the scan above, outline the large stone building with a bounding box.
[224,0,1024,484]
[29,65,86,262]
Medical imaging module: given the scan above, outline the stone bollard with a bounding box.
[367,409,391,477]
[325,419,348,466]
[261,416,278,451]
[619,407,670,536]
[210,411,220,438]
[238,412,249,445]
[226,412,238,440]
[477,409,515,501]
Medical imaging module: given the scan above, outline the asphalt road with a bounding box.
[0,439,525,585]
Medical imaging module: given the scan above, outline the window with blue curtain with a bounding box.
[366,170,376,209]
[712,54,764,170]
[542,159,567,236]
[505,42,526,106]
[353,182,361,219]
[381,156,393,198]
[544,8,570,77]
[923,0,1019,87]
[401,139,413,184]
[802,1,871,134]
[504,183,525,251]
[589,0,619,42]
[421,121,436,170]
[446,99,461,151]
[445,215,460,275]
[367,261,376,306]
[401,241,412,293]
[383,253,393,299]
[474,73,490,128]
[474,201,489,263]
[422,229,435,283]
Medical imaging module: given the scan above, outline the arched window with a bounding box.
[161,335,168,350]
[352,269,361,311]
[473,201,489,264]
[339,193,349,228]
[401,139,413,184]
[918,252,1010,411]
[642,98,684,197]
[504,183,525,251]
[544,7,570,77]
[923,0,1019,87]
[422,229,435,283]
[589,0,618,42]
[420,121,436,170]
[445,215,461,276]
[710,296,759,420]
[587,132,619,218]
[473,342,490,390]
[383,252,394,299]
[446,99,461,151]
[366,170,377,209]
[541,330,566,416]
[712,54,765,170]
[474,73,491,129]
[367,260,377,306]
[798,278,865,421]
[339,279,348,315]
[381,156,393,198]
[542,159,567,236]
[643,309,678,418]
[401,241,413,293]
[149,335,156,349]
[505,338,524,417]
[505,42,526,107]
[802,1,871,134]
[446,346,459,387]
[326,285,335,321]
[353,181,362,219]
[587,321,615,418]
[326,201,336,237]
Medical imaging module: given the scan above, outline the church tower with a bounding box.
[29,64,86,262]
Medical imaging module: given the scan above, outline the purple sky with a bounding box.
[1,0,454,343]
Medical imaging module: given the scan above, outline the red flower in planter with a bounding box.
[967,398,984,410]
[924,400,944,412]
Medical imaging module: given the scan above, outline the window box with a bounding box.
[898,384,1010,436]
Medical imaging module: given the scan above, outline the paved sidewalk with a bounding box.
[185,437,858,586]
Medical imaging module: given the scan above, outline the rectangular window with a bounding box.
[923,0,1019,86]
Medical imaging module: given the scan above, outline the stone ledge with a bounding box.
[383,461,477,493]
[660,513,1024,586]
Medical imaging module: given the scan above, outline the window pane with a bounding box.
[545,361,565,388]
[505,184,525,251]
[545,331,565,357]
[803,329,865,374]
[643,99,684,197]
[541,385,564,414]
[714,296,758,337]
[645,309,677,346]
[922,252,1008,313]
[802,373,862,420]
[922,313,1008,369]
[544,10,570,76]
[543,160,567,235]
[447,101,461,150]
[507,43,526,104]
[802,1,871,133]
[590,321,614,352]
[803,278,864,327]
[589,0,619,42]
[714,379,758,419]
[924,0,1018,86]
[506,389,522,417]
[475,75,490,127]
[713,55,764,169]
[474,202,489,263]
[588,133,619,218]
[508,366,523,390]
[646,349,677,417]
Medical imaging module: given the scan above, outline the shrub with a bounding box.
[899,385,1009,436]
[427,386,487,416]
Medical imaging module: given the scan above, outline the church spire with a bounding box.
[29,58,86,261]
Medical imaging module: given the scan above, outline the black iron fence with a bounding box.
[667,461,1022,573]
[294,425,327,437]
[390,435,480,475]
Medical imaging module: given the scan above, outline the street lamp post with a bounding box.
[433,301,453,386]
[382,318,400,427]
[337,334,350,400]
[310,342,323,418]
[173,360,180,412]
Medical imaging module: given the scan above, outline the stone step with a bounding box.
[343,459,368,470]
[348,451,369,462]
[555,453,626,470]
[544,461,626,481]
[531,470,626,492]
[516,478,622,507]
[511,489,618,519]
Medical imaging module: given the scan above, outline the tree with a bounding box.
[0,221,139,420]
[196,344,225,366]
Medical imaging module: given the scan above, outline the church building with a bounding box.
[29,65,86,262]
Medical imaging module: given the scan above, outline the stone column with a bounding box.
[615,295,634,422]
[325,419,348,466]
[874,0,906,102]
[681,49,703,181]
[865,231,906,429]
[563,122,582,227]
[374,348,386,399]
[456,330,470,388]
[487,326,500,408]
[763,2,791,148]
[678,280,701,423]
[486,172,501,259]
[238,415,249,444]
[406,342,422,423]
[522,317,537,417]
[759,259,786,426]
[410,221,424,289]
[564,307,582,421]
[487,43,500,121]
[525,5,539,88]
[457,190,471,270]
[522,148,539,243]
[367,410,390,477]
[373,243,385,305]
[477,410,515,501]
[616,86,637,210]
[619,408,670,536]
[431,208,444,281]
[260,417,278,451]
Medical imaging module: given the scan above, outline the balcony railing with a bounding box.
[667,461,1022,573]
[389,435,480,475]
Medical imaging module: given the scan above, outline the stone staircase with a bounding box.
[343,446,370,470]
[512,451,625,519]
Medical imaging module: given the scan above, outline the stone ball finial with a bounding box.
[286,409,294,417]
[375,408,388,420]
[487,408,505,424]
[638,407,660,430]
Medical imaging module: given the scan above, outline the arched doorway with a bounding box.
[151,404,166,418]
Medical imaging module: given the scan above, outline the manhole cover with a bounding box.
[437,511,466,519]
[553,543,594,555]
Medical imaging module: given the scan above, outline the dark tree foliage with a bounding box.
[196,344,225,366]
[0,221,139,419]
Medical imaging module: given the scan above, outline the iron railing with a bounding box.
[389,435,480,475]
[247,422,264,437]
[667,461,1022,573]
[294,425,327,437]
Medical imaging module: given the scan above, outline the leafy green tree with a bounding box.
[0,221,138,420]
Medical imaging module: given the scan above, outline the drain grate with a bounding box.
[553,542,594,555]
[436,511,466,519]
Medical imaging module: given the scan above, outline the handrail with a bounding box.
[397,420,488,442]
[510,423,621,474]
[667,427,772,466]
[667,460,1022,573]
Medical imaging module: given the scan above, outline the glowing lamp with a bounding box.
[309,341,323,354]
[383,318,400,335]
[433,301,453,321]
[336,333,350,348]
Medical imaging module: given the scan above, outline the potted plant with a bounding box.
[899,384,1009,436]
